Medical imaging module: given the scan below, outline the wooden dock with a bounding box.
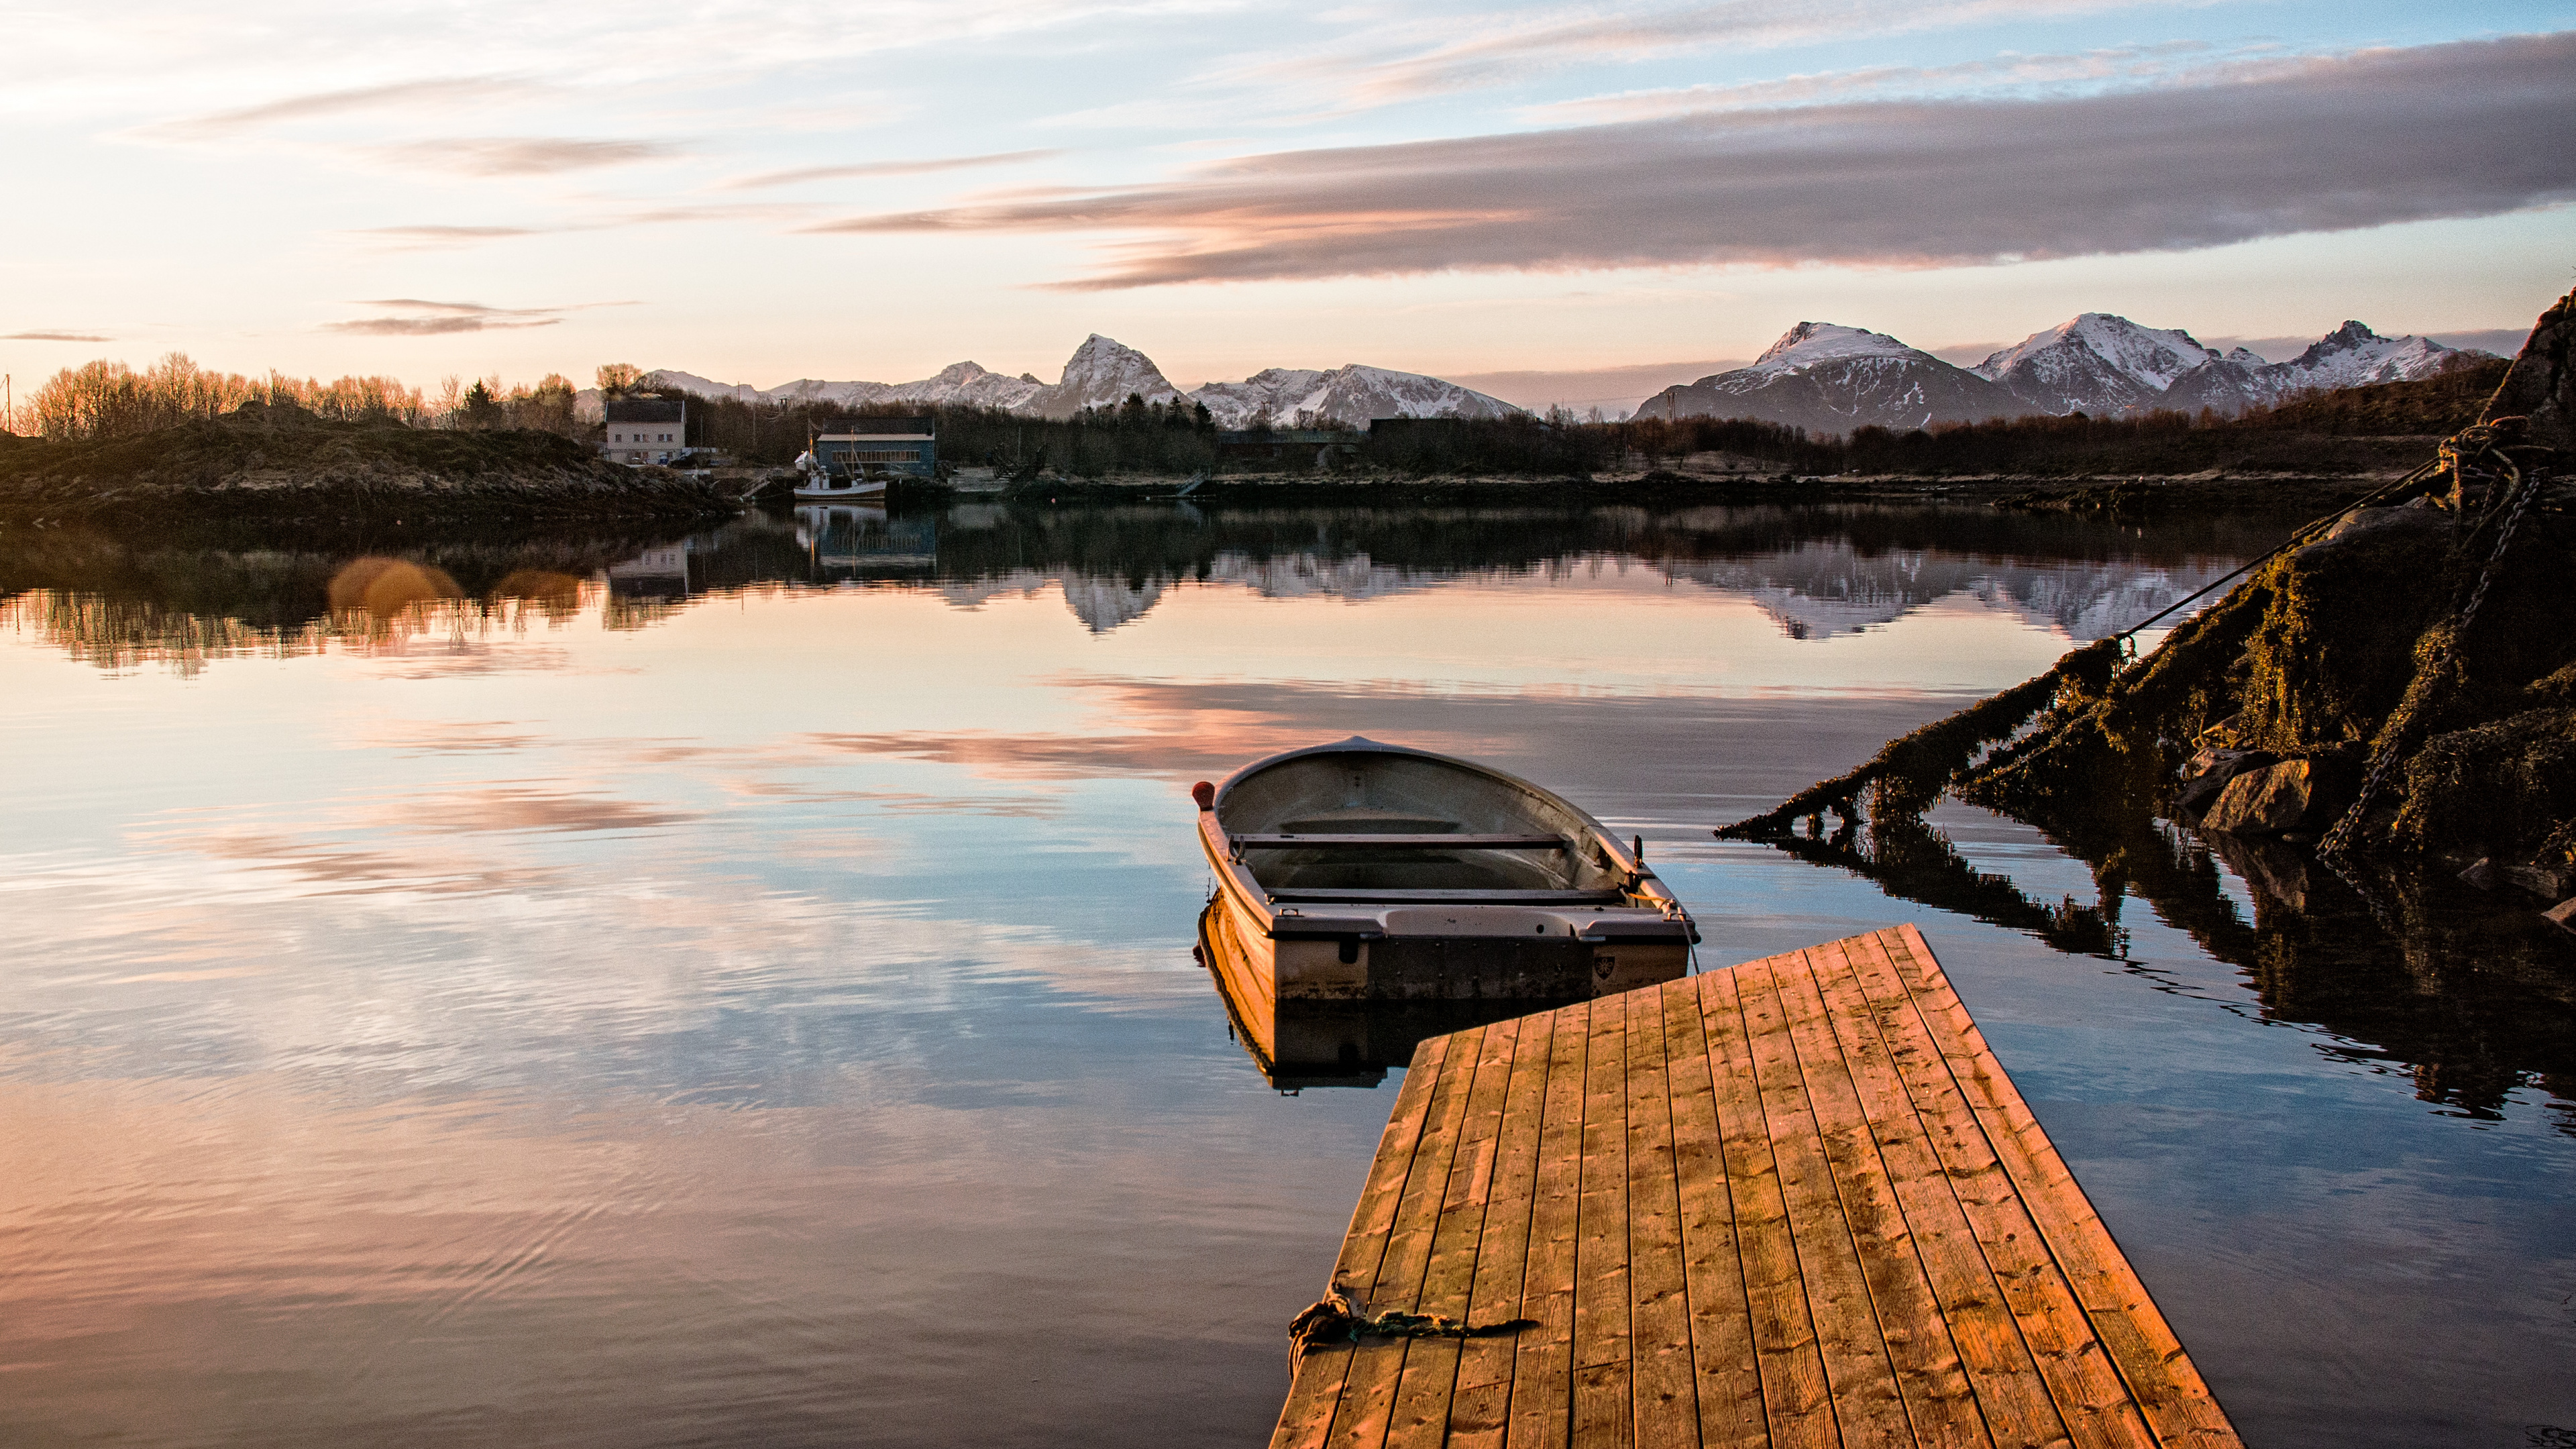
[1273,924,2244,1449]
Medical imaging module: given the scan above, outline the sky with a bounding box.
[2,0,2572,411]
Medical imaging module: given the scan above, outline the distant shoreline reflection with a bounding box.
[1,498,2275,674]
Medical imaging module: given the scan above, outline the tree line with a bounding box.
[11,350,2504,478]
[9,353,591,441]
[652,388,1225,474]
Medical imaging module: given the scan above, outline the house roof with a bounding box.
[606,399,687,423]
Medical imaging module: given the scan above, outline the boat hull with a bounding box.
[1199,903,1573,1088]
[792,479,889,500]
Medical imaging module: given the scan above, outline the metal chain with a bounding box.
[2318,456,2545,859]
[2456,459,2542,633]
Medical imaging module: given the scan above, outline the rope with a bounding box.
[1286,1287,1538,1374]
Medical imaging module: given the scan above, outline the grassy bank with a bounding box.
[0,402,740,523]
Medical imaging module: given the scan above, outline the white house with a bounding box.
[603,399,688,464]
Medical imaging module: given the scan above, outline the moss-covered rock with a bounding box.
[2233,519,2455,749]
[2390,708,2576,865]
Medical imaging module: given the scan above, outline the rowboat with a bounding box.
[1193,738,1697,1004]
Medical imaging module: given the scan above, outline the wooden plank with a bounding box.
[1570,992,1635,1449]
[1738,949,1913,1443]
[1274,1032,1457,1449]
[1770,941,1992,1448]
[1385,1017,1526,1445]
[1662,974,1768,1449]
[1504,998,1593,1449]
[1323,1023,1490,1449]
[1448,1012,1559,1448]
[1838,928,2157,1449]
[1884,924,2243,1449]
[1805,934,2075,1449]
[1699,965,1838,1448]
[1625,983,1699,1447]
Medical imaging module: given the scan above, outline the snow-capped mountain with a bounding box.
[876,362,1046,411]
[1632,323,2012,431]
[640,335,1512,427]
[2267,321,2477,392]
[639,362,1045,412]
[1975,314,2232,417]
[1193,364,1519,429]
[2164,321,2481,415]
[1633,316,2495,433]
[1020,334,1185,418]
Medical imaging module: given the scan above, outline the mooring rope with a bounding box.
[1711,431,2524,842]
[1285,1286,1538,1374]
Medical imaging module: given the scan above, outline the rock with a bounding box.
[2546,898,2576,933]
[2297,497,2447,559]
[2502,863,2568,898]
[2477,287,2575,454]
[2201,757,2355,835]
[2459,857,2499,890]
[2176,747,2276,815]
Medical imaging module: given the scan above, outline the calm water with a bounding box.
[3,502,2570,1448]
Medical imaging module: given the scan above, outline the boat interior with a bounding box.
[1218,749,1627,900]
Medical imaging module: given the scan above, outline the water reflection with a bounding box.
[1768,798,2576,1128]
[2,500,2265,666]
[3,499,2570,1448]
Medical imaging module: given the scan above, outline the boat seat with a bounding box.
[1265,888,1627,904]
[1232,833,1567,851]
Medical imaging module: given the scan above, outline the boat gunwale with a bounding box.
[1197,738,1691,943]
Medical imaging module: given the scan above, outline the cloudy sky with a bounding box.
[3,0,2571,407]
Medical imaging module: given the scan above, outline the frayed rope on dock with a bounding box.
[1286,1286,1538,1373]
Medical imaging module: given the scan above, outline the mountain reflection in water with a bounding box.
[1,498,2569,1449]
[3,499,2265,662]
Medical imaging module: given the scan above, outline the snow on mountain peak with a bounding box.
[1189,362,1520,428]
[1750,323,1925,374]
[2275,321,2473,390]
[1020,334,1185,417]
[1976,313,2218,395]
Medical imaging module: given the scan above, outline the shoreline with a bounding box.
[897,468,2383,515]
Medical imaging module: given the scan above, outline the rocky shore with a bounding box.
[1721,289,2575,935]
[0,402,743,524]
[1964,289,2575,920]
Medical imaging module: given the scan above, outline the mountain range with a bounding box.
[633,313,2495,437]
[644,335,1517,428]
[1635,315,2493,432]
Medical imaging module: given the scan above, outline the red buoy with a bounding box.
[1191,781,1216,810]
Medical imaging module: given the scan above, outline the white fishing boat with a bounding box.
[791,416,936,500]
[1193,738,1697,1003]
[790,450,889,501]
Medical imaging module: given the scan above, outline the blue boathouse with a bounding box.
[811,416,937,479]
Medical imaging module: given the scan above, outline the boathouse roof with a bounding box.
[818,416,934,436]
